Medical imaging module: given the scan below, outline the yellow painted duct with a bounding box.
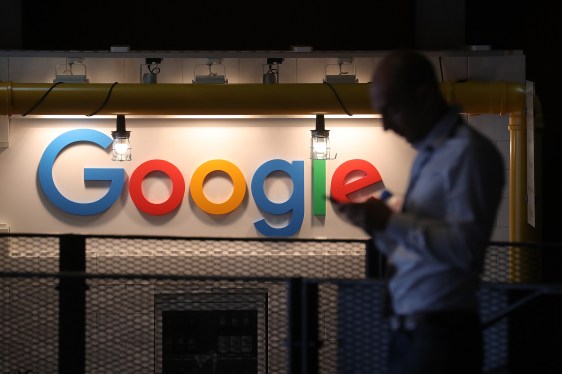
[0,81,525,116]
[1,83,373,116]
[440,81,526,115]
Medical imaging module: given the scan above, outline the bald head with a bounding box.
[370,50,448,143]
[373,50,441,99]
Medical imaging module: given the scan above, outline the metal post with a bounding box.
[288,278,303,374]
[301,280,319,374]
[58,234,87,374]
[365,239,384,279]
[288,278,320,374]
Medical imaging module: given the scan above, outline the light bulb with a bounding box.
[111,115,132,161]
[114,140,129,155]
[112,137,131,161]
[311,135,330,160]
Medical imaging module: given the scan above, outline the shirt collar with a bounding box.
[412,105,461,152]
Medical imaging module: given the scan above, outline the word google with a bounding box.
[38,129,383,237]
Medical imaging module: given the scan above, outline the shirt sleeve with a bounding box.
[380,137,505,270]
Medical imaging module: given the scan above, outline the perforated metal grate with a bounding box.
[0,234,558,374]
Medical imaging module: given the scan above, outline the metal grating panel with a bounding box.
[0,234,558,373]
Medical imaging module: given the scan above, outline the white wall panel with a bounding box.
[436,54,525,82]
[296,58,331,83]
[277,58,298,83]
[123,57,145,83]
[85,57,126,83]
[239,58,263,83]
[9,57,63,83]
[354,57,382,83]
[467,55,525,82]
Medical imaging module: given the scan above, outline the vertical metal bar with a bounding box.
[58,234,86,374]
[301,280,319,374]
[288,278,320,374]
[288,278,303,374]
[365,239,384,279]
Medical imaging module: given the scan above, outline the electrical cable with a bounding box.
[21,82,64,116]
[322,81,353,116]
[148,65,161,74]
[86,82,119,117]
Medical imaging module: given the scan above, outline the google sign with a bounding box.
[38,129,383,237]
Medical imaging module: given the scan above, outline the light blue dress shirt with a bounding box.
[375,106,505,315]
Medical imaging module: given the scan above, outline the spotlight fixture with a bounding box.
[140,58,163,84]
[193,58,228,84]
[112,115,131,161]
[323,58,358,84]
[262,58,284,84]
[53,57,89,83]
[310,114,336,160]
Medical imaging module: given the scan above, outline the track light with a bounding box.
[53,57,89,83]
[112,115,131,161]
[323,58,358,84]
[310,114,336,160]
[262,58,284,84]
[193,58,228,84]
[141,58,162,84]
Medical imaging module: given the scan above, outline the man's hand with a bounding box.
[332,197,393,235]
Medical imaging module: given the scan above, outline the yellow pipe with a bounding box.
[509,112,528,243]
[1,83,374,116]
[509,113,530,281]
[0,81,526,116]
[440,81,526,115]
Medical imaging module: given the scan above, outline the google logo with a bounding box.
[38,129,383,237]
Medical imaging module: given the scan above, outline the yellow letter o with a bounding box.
[190,159,246,214]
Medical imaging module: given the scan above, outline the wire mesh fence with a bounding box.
[0,234,560,374]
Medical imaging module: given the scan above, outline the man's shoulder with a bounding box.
[456,123,502,151]
[440,124,504,168]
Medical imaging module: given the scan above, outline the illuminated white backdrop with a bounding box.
[0,116,416,239]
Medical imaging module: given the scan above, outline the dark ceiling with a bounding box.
[15,1,533,52]
[19,1,416,51]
